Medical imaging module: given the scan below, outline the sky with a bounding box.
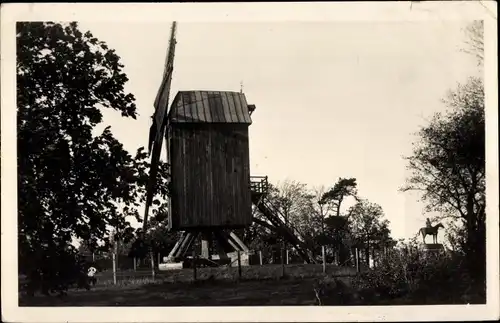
[78,21,481,240]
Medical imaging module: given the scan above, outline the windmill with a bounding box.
[142,23,316,268]
[143,21,177,233]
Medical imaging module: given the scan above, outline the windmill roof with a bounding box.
[167,91,253,124]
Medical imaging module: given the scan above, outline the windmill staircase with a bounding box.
[250,176,317,264]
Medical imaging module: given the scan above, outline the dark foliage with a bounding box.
[350,245,485,304]
[17,21,169,295]
[402,76,485,277]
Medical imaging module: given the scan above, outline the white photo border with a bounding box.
[1,2,498,322]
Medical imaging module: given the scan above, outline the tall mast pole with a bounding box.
[144,21,177,233]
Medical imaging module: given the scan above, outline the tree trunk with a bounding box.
[336,197,343,217]
[464,193,486,278]
[466,218,485,278]
[321,214,325,236]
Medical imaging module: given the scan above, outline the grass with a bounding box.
[19,264,357,306]
[19,263,484,306]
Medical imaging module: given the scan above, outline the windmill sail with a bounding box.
[144,21,177,232]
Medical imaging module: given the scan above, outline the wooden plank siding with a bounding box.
[167,90,254,230]
[168,123,252,230]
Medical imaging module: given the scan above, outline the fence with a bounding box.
[18,247,364,293]
[98,246,364,284]
[79,251,165,285]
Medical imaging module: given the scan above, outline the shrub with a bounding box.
[20,245,90,297]
[313,275,354,305]
[350,242,485,304]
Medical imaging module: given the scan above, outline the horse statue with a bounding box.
[419,222,444,244]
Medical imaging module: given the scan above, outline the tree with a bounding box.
[263,180,314,246]
[242,181,316,262]
[401,76,485,275]
[444,220,467,254]
[77,241,92,256]
[462,20,484,66]
[17,22,170,294]
[309,185,331,237]
[273,180,311,230]
[129,203,180,261]
[348,199,392,266]
[320,177,359,218]
[109,226,136,256]
[316,178,359,262]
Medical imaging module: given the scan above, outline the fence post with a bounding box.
[281,247,285,278]
[133,257,137,271]
[112,253,117,285]
[92,252,95,262]
[286,249,289,265]
[237,250,242,279]
[114,237,118,270]
[259,250,263,266]
[355,248,360,273]
[150,251,155,281]
[158,253,161,267]
[322,245,326,274]
[192,250,197,281]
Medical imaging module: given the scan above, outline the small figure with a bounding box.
[426,218,432,228]
[87,266,97,286]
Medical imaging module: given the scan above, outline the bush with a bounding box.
[19,244,91,297]
[350,242,485,304]
[313,276,354,305]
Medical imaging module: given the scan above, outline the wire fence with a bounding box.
[80,252,159,271]
[76,245,364,287]
[79,251,161,284]
[18,246,368,295]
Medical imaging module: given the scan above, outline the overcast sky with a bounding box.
[78,21,480,240]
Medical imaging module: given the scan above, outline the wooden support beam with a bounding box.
[253,217,278,232]
[229,231,249,252]
[167,231,187,261]
[201,232,211,259]
[173,232,192,258]
[174,231,199,259]
[181,232,199,257]
[237,251,242,279]
[216,231,241,252]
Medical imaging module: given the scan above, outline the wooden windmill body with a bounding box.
[162,91,257,266]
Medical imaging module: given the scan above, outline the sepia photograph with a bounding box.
[1,2,498,322]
